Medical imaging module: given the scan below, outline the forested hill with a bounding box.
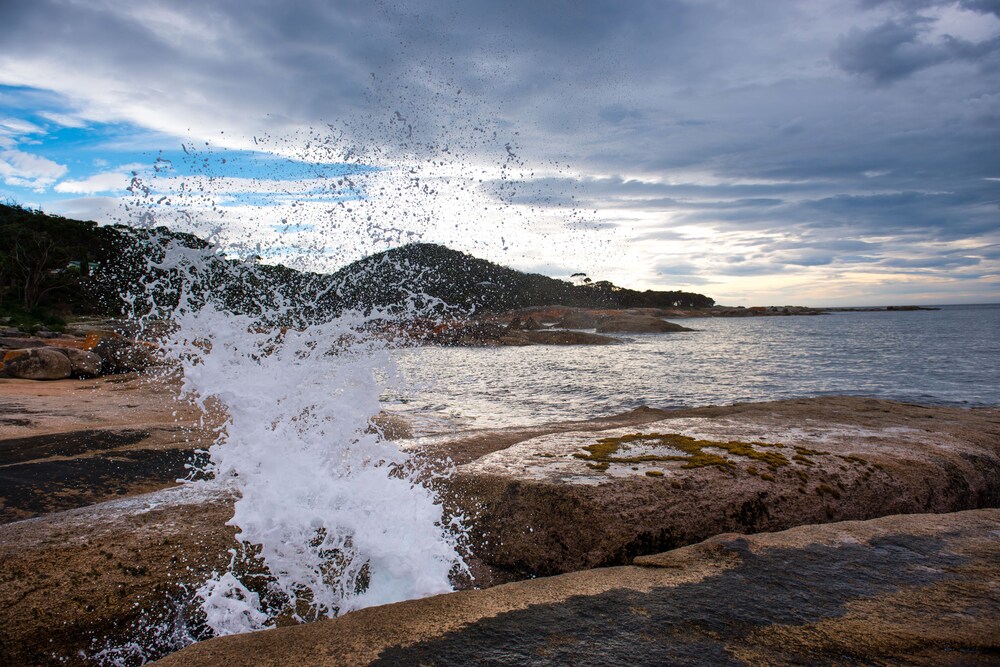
[0,203,713,328]
[331,243,714,311]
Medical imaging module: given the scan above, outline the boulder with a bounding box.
[1,347,72,380]
[595,315,693,333]
[51,347,103,377]
[154,509,1000,667]
[92,335,157,373]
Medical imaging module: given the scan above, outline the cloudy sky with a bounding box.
[1,0,998,306]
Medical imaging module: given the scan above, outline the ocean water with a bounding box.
[387,303,1000,432]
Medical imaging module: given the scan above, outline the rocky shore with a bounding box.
[155,508,1000,666]
[1,373,999,665]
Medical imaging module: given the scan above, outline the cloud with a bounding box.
[36,110,87,128]
[0,0,997,304]
[861,0,1000,20]
[833,2,1000,84]
[0,116,43,137]
[0,149,67,191]
[54,170,129,194]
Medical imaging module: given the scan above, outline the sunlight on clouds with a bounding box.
[0,149,67,191]
[54,170,130,195]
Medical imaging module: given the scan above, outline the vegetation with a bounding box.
[331,243,715,312]
[573,432,791,472]
[0,202,714,330]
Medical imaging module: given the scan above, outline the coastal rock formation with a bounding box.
[556,310,604,329]
[0,486,236,666]
[56,347,103,377]
[595,315,693,333]
[507,305,829,324]
[0,336,48,349]
[499,330,617,346]
[3,394,999,664]
[439,397,1000,575]
[0,375,220,523]
[0,328,156,380]
[155,509,1000,666]
[91,334,157,373]
[505,316,543,330]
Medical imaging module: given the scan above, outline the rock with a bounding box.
[154,509,1000,667]
[556,310,604,329]
[1,347,72,380]
[92,335,157,373]
[0,373,222,523]
[51,347,103,377]
[4,395,1000,665]
[445,397,1000,575]
[0,486,236,667]
[497,333,533,346]
[595,315,693,333]
[506,316,543,331]
[0,336,48,349]
[497,330,617,345]
[518,330,617,345]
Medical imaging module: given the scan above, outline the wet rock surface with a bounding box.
[154,509,1000,666]
[0,374,218,523]
[0,487,235,666]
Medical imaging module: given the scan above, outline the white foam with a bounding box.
[137,241,467,633]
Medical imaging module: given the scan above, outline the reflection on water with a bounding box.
[385,304,1000,433]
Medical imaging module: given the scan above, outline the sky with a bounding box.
[0,0,998,306]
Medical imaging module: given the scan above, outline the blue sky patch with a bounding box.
[0,85,376,209]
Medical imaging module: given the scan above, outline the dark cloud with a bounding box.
[861,0,1000,18]
[832,16,1000,83]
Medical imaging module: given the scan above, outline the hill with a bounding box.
[0,202,713,329]
[331,243,713,313]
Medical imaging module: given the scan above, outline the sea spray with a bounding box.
[126,233,468,637]
[98,104,580,658]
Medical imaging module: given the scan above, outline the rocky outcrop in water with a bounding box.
[595,315,693,333]
[499,329,617,346]
[154,509,1000,666]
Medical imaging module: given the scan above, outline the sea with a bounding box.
[386,303,1000,433]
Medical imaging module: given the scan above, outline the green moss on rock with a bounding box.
[574,432,791,472]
